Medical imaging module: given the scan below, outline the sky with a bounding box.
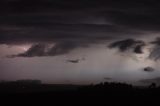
[1,0,160,84]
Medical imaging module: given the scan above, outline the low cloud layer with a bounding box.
[7,38,160,61]
[108,38,160,62]
[108,39,145,54]
[9,41,87,57]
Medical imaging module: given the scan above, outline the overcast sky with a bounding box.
[1,0,160,84]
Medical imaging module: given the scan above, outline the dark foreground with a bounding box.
[0,81,160,105]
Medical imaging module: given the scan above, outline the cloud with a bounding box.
[1,0,160,59]
[0,0,160,45]
[9,41,87,57]
[149,46,160,61]
[143,66,155,72]
[151,37,160,45]
[66,57,85,63]
[66,59,80,63]
[47,41,80,56]
[108,39,145,54]
[8,43,46,57]
[149,38,160,61]
[17,44,46,57]
[0,24,141,45]
[134,44,145,54]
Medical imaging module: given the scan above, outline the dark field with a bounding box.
[0,81,160,105]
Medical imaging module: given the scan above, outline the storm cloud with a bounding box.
[9,41,87,57]
[149,38,160,61]
[0,0,160,45]
[108,39,145,54]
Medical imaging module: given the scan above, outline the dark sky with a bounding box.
[1,0,160,84]
[1,0,160,44]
